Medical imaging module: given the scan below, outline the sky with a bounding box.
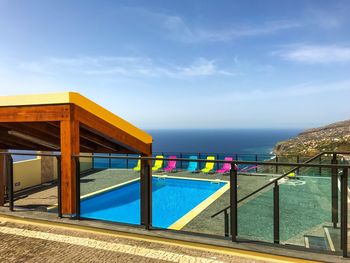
[0,0,349,129]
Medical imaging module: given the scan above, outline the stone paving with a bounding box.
[0,219,273,263]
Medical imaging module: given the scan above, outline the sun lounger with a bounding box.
[187,156,198,172]
[164,156,177,172]
[133,159,141,171]
[216,157,233,174]
[201,156,215,173]
[152,155,164,171]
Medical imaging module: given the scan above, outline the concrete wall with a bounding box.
[13,155,93,192]
[13,158,42,192]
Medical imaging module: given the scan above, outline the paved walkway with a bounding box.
[0,219,285,263]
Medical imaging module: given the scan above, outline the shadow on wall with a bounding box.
[13,154,93,192]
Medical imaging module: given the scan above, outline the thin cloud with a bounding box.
[114,7,301,43]
[209,79,350,103]
[163,16,301,42]
[18,56,237,78]
[275,45,350,64]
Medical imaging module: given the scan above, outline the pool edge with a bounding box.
[168,181,230,230]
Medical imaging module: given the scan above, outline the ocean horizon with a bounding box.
[148,129,301,155]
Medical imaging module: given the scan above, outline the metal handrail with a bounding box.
[0,151,60,157]
[75,153,350,169]
[211,151,326,218]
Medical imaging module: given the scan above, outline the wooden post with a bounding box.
[60,120,80,215]
[0,153,6,206]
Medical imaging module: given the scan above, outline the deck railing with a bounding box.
[83,152,350,257]
[1,151,349,258]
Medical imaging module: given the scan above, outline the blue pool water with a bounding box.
[81,177,226,228]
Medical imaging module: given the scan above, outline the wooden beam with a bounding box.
[20,122,61,138]
[74,105,151,155]
[0,121,101,152]
[60,119,80,215]
[0,129,55,151]
[0,123,61,146]
[0,105,70,122]
[80,126,130,153]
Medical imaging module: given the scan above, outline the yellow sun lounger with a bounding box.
[133,160,141,171]
[152,155,164,171]
[201,156,215,173]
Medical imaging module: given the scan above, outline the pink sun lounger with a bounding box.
[216,157,233,173]
[164,156,177,172]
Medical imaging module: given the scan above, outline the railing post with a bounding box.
[224,210,229,237]
[56,156,62,218]
[340,168,348,257]
[255,154,258,173]
[108,153,112,168]
[275,156,278,174]
[75,157,80,219]
[198,153,201,169]
[319,156,322,175]
[92,153,95,170]
[230,165,238,242]
[7,155,14,211]
[296,155,300,175]
[216,154,220,170]
[331,154,338,228]
[140,157,152,230]
[273,181,280,244]
[126,154,129,169]
[180,153,183,169]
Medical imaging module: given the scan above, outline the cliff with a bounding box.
[274,120,350,156]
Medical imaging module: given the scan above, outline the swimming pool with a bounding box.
[81,177,227,228]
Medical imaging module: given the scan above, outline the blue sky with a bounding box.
[0,0,349,129]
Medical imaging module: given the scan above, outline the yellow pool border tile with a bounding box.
[168,181,230,230]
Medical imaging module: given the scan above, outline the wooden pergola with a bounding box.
[0,92,152,215]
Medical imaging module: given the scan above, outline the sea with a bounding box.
[149,129,301,155]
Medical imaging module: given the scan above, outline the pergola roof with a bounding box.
[0,92,152,155]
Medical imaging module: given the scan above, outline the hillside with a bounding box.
[274,120,350,156]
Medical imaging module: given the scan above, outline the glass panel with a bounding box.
[93,153,110,169]
[237,182,273,242]
[80,156,141,226]
[152,158,230,238]
[9,154,59,214]
[280,166,338,252]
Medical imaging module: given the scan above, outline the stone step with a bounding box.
[304,235,329,251]
[323,226,340,252]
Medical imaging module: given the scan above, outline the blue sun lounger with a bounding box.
[187,156,198,172]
